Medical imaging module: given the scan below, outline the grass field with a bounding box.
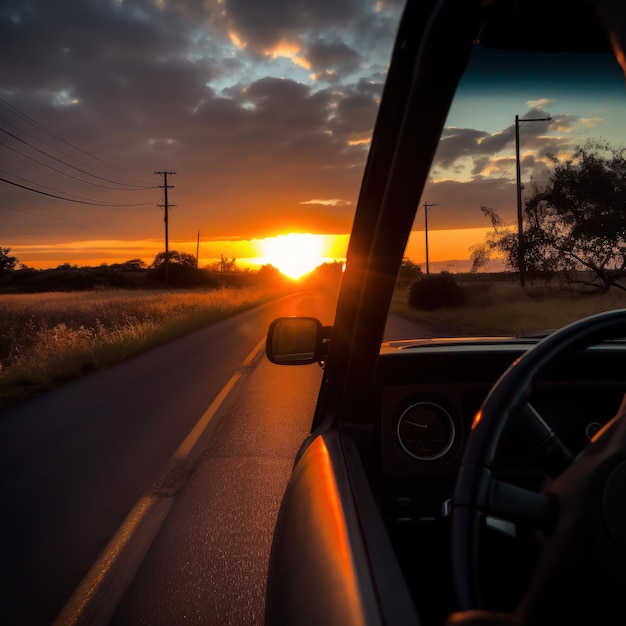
[391,277,626,336]
[0,286,288,409]
[3,276,625,410]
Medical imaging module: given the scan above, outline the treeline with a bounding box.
[0,250,290,293]
[0,247,347,293]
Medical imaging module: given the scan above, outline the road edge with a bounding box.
[53,338,266,626]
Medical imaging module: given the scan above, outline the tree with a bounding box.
[470,207,505,273]
[408,271,464,310]
[0,247,18,274]
[474,142,626,292]
[398,258,423,285]
[206,255,238,273]
[120,258,147,271]
[149,250,205,286]
[150,250,197,269]
[307,261,345,289]
[256,264,285,284]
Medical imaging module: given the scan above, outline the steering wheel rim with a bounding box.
[450,308,626,613]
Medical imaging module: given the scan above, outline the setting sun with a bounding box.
[260,233,325,279]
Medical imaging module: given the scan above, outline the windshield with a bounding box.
[388,42,626,338]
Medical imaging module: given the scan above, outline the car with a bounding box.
[263,1,626,625]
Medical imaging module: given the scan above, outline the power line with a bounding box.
[0,176,157,207]
[0,118,156,190]
[0,127,155,189]
[0,168,155,204]
[0,97,154,182]
[0,142,156,191]
[0,98,161,221]
[0,202,111,225]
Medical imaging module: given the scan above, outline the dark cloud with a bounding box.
[420,176,518,230]
[1,0,403,253]
[329,90,379,142]
[422,104,587,231]
[0,1,192,86]
[2,0,604,268]
[435,127,490,169]
[306,39,362,77]
[432,104,583,188]
[220,0,362,52]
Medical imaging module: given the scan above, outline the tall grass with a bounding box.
[0,286,286,408]
[392,278,626,336]
[5,277,625,409]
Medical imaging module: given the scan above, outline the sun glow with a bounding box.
[259,233,325,279]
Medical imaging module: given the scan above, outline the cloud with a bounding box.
[1,0,619,268]
[435,127,491,169]
[578,117,603,129]
[419,175,517,231]
[419,99,608,232]
[300,198,352,206]
[306,39,362,78]
[433,104,584,185]
[0,0,404,255]
[526,98,554,109]
[217,0,363,56]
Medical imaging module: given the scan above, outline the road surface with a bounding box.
[0,291,439,625]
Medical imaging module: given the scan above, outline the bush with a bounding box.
[408,271,464,310]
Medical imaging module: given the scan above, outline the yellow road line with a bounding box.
[173,339,264,462]
[172,372,241,462]
[243,337,266,366]
[53,495,172,626]
[53,337,267,625]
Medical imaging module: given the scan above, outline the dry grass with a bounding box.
[391,278,626,336]
[0,286,286,408]
[5,276,625,409]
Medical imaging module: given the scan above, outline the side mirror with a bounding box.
[266,317,331,365]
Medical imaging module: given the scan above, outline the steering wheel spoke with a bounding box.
[517,403,573,478]
[451,309,626,615]
[487,478,556,530]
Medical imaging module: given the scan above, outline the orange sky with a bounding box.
[9,227,493,276]
[3,3,623,279]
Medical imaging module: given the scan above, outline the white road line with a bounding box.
[53,338,267,626]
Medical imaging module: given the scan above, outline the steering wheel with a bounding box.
[450,309,626,624]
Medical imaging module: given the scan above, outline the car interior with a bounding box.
[264,1,626,625]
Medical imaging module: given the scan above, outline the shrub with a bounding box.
[408,271,465,310]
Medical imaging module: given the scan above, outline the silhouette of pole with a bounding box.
[155,170,176,285]
[424,202,439,274]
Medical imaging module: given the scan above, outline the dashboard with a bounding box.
[375,337,626,522]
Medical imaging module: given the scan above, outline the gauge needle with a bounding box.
[406,420,427,428]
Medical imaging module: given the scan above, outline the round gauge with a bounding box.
[397,402,455,461]
[585,421,604,440]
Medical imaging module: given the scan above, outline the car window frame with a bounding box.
[313,0,478,432]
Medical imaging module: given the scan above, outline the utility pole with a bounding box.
[515,115,550,287]
[423,202,439,274]
[196,230,200,269]
[155,170,176,286]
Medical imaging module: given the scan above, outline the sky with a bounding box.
[2,1,626,275]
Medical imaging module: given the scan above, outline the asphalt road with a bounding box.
[0,291,438,625]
